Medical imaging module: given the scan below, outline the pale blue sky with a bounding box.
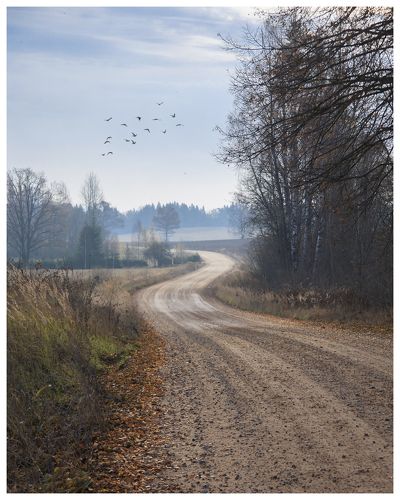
[7,7,257,211]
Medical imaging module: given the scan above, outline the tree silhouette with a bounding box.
[152,205,180,242]
[7,168,54,267]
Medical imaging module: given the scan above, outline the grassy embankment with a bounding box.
[71,261,200,292]
[211,267,392,330]
[7,261,201,492]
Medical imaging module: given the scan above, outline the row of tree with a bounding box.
[219,7,392,305]
[7,167,246,268]
[120,202,243,233]
[7,169,185,268]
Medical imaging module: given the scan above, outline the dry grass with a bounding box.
[7,271,132,491]
[212,269,392,330]
[66,261,201,290]
[7,260,201,492]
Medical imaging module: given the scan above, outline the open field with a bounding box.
[117,226,242,243]
[182,238,249,259]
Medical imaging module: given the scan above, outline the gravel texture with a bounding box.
[137,251,393,493]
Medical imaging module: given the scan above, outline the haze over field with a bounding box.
[118,226,240,242]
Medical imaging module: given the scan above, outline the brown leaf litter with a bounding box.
[87,324,173,492]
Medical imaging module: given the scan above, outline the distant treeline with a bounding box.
[118,202,243,234]
[7,168,243,267]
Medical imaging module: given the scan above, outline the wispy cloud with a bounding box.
[8,7,251,61]
[7,7,254,210]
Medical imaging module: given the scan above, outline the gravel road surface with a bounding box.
[137,251,393,493]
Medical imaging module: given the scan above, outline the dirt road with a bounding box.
[137,251,393,493]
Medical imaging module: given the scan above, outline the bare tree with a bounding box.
[153,205,180,243]
[78,173,105,268]
[7,168,54,266]
[81,172,103,225]
[42,181,72,260]
[51,181,70,205]
[218,7,392,304]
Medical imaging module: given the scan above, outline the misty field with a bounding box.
[117,226,241,243]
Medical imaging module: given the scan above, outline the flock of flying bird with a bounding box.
[101,101,184,156]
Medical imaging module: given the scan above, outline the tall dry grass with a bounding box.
[7,266,140,492]
[212,269,392,327]
[7,260,202,492]
[70,261,201,292]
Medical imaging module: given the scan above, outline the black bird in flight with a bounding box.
[136,116,142,121]
[106,136,112,140]
[107,151,113,155]
[144,128,150,133]
[105,117,112,121]
[162,129,167,134]
[101,153,106,156]
[104,140,111,144]
[131,140,136,144]
[131,132,137,137]
[121,123,128,127]
[152,118,160,121]
[170,113,176,118]
[124,139,130,142]
[176,123,184,126]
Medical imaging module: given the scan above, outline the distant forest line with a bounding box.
[7,167,244,267]
[116,202,243,234]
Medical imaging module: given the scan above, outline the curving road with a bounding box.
[137,251,393,493]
